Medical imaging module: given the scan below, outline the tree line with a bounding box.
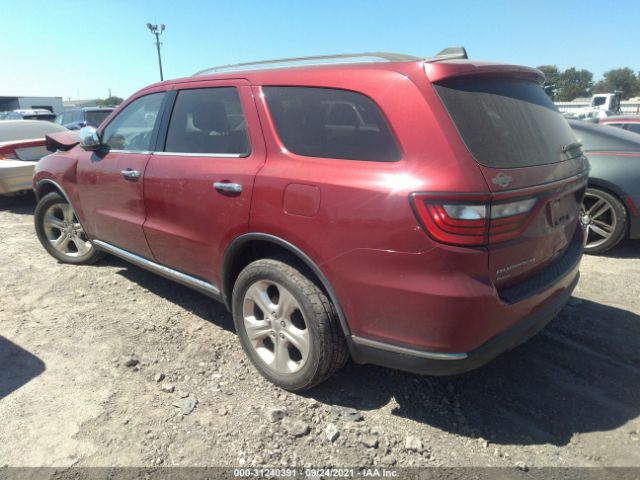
[538,65,640,101]
[96,96,124,107]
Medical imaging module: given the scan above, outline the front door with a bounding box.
[76,90,166,258]
[142,82,265,287]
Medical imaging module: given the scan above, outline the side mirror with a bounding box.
[79,126,102,151]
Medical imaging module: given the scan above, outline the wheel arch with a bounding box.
[35,178,70,203]
[35,178,93,238]
[221,233,351,337]
[587,178,627,203]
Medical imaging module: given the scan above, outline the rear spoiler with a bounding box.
[45,130,80,152]
[425,61,544,84]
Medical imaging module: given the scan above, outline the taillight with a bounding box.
[0,151,18,160]
[411,194,537,246]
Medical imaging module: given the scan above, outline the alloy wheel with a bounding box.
[42,202,92,258]
[242,280,310,374]
[580,191,617,250]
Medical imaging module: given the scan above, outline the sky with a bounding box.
[2,0,639,101]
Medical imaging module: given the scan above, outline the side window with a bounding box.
[164,87,250,155]
[626,124,640,134]
[263,86,401,162]
[72,110,83,123]
[102,92,165,152]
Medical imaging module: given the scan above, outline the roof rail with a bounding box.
[193,52,422,76]
[193,47,469,76]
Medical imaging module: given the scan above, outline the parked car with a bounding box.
[54,107,115,130]
[2,109,57,122]
[563,109,618,122]
[33,50,588,390]
[569,120,640,253]
[598,115,640,135]
[0,120,68,195]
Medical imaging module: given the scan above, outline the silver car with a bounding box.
[0,120,68,195]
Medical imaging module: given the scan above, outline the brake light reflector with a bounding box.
[411,194,537,246]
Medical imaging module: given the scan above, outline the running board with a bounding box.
[92,240,221,298]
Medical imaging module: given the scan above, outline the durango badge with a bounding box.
[492,172,513,188]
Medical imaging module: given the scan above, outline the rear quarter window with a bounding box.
[263,86,401,162]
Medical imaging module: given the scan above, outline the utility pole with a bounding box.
[146,23,165,81]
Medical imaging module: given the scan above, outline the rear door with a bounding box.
[433,76,589,290]
[142,80,265,286]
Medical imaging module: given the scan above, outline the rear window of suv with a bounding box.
[434,77,578,168]
[85,110,112,127]
[263,86,401,162]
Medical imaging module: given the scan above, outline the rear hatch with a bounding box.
[431,71,588,292]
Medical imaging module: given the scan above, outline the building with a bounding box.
[0,96,64,114]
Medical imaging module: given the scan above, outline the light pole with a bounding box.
[146,23,165,81]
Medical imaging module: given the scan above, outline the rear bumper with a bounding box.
[350,269,579,375]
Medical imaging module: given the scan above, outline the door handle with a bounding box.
[121,169,141,181]
[213,182,242,193]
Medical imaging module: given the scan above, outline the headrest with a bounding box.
[192,100,228,133]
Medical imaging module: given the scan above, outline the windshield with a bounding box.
[434,77,578,168]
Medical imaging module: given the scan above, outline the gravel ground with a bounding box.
[1,193,639,470]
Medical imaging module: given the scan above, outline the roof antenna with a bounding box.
[435,46,468,60]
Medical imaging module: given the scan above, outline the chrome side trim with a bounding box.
[104,150,244,158]
[92,240,221,297]
[154,151,244,158]
[351,335,468,361]
[108,149,153,155]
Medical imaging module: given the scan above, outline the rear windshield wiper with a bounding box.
[561,141,583,153]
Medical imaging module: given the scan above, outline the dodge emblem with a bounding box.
[492,172,513,188]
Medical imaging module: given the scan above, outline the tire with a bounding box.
[580,187,627,255]
[232,256,349,391]
[34,191,104,264]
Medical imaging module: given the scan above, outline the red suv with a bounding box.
[33,49,588,390]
